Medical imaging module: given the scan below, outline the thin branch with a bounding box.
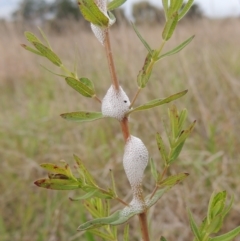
[104,29,119,90]
[93,95,102,104]
[130,87,142,109]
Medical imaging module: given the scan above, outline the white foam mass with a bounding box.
[101,85,130,121]
[91,0,115,45]
[123,135,148,187]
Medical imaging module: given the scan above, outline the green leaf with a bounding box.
[123,225,129,241]
[61,111,103,123]
[168,141,185,164]
[65,77,95,97]
[169,105,179,140]
[20,44,44,56]
[40,163,75,179]
[108,0,127,11]
[160,236,167,241]
[128,90,188,114]
[79,188,170,231]
[78,0,109,27]
[158,35,194,60]
[173,120,196,148]
[222,195,234,218]
[162,12,178,41]
[38,27,52,49]
[34,178,81,190]
[173,0,184,12]
[188,209,201,241]
[162,0,169,20]
[70,190,99,201]
[80,77,95,92]
[73,155,97,186]
[159,173,189,187]
[178,0,194,21]
[145,187,170,208]
[132,23,152,54]
[150,158,158,182]
[206,215,223,234]
[137,53,153,88]
[178,109,188,135]
[210,226,240,241]
[33,42,62,66]
[156,133,168,165]
[24,31,42,43]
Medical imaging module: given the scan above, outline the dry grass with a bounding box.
[1,18,240,241]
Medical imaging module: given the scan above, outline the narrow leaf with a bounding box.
[158,35,194,60]
[73,155,97,186]
[108,0,127,11]
[24,31,42,43]
[80,77,95,92]
[33,42,62,66]
[178,0,194,21]
[34,178,81,190]
[70,190,100,201]
[156,133,168,165]
[169,141,185,163]
[132,23,152,54]
[178,109,188,135]
[173,120,196,148]
[61,111,103,123]
[123,225,129,241]
[159,173,189,187]
[162,12,178,41]
[162,0,169,20]
[65,77,95,97]
[137,53,153,88]
[21,44,44,56]
[206,215,223,234]
[78,0,109,27]
[128,90,188,114]
[188,210,201,241]
[40,163,75,179]
[211,226,240,241]
[150,158,158,182]
[169,105,179,140]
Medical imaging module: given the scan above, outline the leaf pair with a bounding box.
[78,187,169,231]
[156,106,196,166]
[78,0,126,27]
[34,155,116,200]
[188,191,240,241]
[65,76,96,98]
[132,23,194,88]
[22,31,62,67]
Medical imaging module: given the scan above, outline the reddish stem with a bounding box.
[104,30,119,91]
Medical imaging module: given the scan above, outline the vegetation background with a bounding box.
[0,0,240,240]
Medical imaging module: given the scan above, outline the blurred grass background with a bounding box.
[0,18,240,241]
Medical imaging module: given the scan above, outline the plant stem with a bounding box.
[93,95,102,104]
[138,212,150,241]
[120,117,130,142]
[104,29,119,90]
[150,165,169,199]
[104,28,150,241]
[130,87,141,109]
